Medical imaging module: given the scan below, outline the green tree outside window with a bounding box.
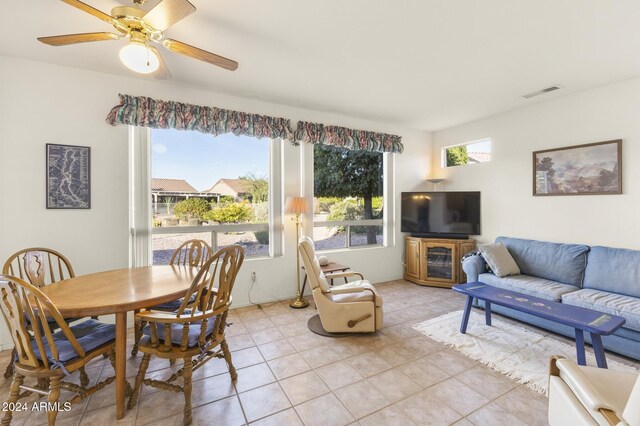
[446,146,469,167]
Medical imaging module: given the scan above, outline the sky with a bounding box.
[467,139,491,153]
[151,129,269,191]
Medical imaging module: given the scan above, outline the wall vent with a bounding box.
[522,85,562,99]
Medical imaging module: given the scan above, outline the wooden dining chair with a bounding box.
[3,247,75,288]
[127,245,244,426]
[131,239,213,357]
[0,275,118,426]
[2,247,92,379]
[169,239,214,268]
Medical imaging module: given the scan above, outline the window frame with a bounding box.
[301,142,394,251]
[129,127,283,267]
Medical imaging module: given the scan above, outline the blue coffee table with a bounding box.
[452,282,626,368]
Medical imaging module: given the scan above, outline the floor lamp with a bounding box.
[285,196,309,309]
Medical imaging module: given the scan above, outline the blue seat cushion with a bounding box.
[142,313,217,348]
[24,312,80,330]
[32,319,116,364]
[150,293,199,311]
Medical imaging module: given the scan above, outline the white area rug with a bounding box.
[412,310,639,394]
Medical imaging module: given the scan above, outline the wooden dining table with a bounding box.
[40,265,197,420]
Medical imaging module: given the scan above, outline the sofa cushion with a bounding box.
[496,236,589,287]
[562,289,640,332]
[478,243,520,277]
[479,273,580,302]
[583,246,640,298]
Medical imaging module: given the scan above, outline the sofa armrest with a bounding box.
[462,255,487,282]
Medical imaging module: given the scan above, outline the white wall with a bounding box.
[0,55,431,346]
[432,76,640,249]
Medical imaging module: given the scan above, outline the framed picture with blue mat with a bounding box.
[46,143,91,209]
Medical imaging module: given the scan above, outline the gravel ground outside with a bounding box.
[152,229,383,264]
[152,231,267,264]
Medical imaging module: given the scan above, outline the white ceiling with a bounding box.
[3,0,640,131]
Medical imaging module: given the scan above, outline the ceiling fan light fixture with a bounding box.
[39,0,237,77]
[119,42,159,74]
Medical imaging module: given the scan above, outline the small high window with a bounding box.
[443,139,492,167]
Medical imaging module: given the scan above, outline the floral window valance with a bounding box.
[106,94,404,154]
[106,94,294,141]
[294,121,403,154]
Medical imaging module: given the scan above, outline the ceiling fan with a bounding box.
[38,0,238,79]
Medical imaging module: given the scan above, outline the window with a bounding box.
[312,144,386,250]
[443,138,492,167]
[149,129,281,263]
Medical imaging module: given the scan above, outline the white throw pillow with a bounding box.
[478,243,520,278]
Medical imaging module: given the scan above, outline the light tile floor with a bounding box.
[0,280,638,425]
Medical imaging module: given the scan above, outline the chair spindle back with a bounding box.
[169,240,213,268]
[172,245,244,349]
[3,248,75,288]
[0,275,84,370]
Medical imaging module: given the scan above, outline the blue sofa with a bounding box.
[462,236,640,360]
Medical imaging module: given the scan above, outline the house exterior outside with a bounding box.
[467,151,491,164]
[151,178,219,214]
[205,178,252,201]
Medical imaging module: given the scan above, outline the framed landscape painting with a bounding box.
[533,140,621,196]
[46,143,91,209]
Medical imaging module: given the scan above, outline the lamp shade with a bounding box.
[285,196,309,215]
[426,178,444,184]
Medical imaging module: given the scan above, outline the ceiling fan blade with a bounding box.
[149,46,172,80]
[143,0,196,31]
[38,32,121,46]
[163,39,238,71]
[61,0,118,26]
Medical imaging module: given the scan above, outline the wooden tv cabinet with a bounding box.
[403,236,476,288]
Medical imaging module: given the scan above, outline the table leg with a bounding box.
[301,275,308,295]
[575,329,586,366]
[115,312,127,420]
[460,296,473,334]
[591,334,607,369]
[485,302,492,326]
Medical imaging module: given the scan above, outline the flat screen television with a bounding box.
[401,191,481,238]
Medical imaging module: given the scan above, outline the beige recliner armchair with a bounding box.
[548,355,640,426]
[298,236,383,333]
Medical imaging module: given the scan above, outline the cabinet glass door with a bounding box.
[425,245,453,280]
